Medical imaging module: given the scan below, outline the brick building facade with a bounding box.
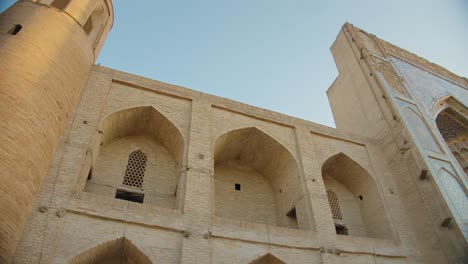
[0,1,467,263]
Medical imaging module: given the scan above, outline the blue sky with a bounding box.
[2,1,467,127]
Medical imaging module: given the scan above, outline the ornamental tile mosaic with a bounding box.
[391,57,468,119]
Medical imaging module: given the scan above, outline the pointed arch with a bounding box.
[213,127,308,229]
[68,237,152,264]
[99,106,184,164]
[249,253,286,264]
[356,30,384,57]
[433,97,468,175]
[433,95,467,119]
[401,106,441,153]
[321,153,393,239]
[436,110,467,142]
[84,106,185,209]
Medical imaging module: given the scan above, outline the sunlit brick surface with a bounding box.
[2,3,466,262]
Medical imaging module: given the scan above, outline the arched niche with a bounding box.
[357,30,384,57]
[433,96,467,118]
[84,106,184,210]
[213,127,308,229]
[249,253,286,264]
[402,107,441,153]
[321,153,393,239]
[434,97,468,175]
[68,237,152,264]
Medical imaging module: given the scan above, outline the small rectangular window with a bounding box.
[235,183,241,191]
[50,0,70,10]
[8,24,22,35]
[115,189,144,203]
[335,223,348,235]
[83,17,93,35]
[286,207,299,229]
[286,207,297,218]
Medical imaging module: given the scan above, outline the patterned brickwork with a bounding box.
[3,12,467,264]
[0,0,113,260]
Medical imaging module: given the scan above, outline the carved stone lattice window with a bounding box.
[436,112,466,142]
[327,189,343,220]
[123,150,147,188]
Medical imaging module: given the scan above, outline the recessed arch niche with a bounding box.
[434,97,468,175]
[68,237,152,264]
[249,253,286,264]
[213,127,309,230]
[321,153,393,239]
[84,106,184,210]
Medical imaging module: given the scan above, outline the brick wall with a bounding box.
[12,65,412,263]
[9,21,467,263]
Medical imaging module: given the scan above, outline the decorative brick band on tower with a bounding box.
[0,0,112,260]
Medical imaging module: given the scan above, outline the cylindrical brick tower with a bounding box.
[0,0,113,260]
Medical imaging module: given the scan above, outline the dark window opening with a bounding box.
[115,189,144,203]
[8,24,22,35]
[286,207,297,218]
[287,207,299,229]
[235,183,241,191]
[358,195,363,200]
[335,223,348,235]
[87,168,93,180]
[50,0,70,10]
[83,16,93,35]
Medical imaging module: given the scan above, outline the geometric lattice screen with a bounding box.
[123,150,147,188]
[436,112,466,142]
[327,189,343,220]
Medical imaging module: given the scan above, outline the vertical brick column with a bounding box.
[0,1,113,259]
[180,100,213,264]
[295,128,336,244]
[0,3,95,260]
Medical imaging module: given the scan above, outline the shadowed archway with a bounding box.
[84,106,185,209]
[321,153,392,239]
[249,253,286,264]
[213,127,309,229]
[68,238,152,264]
[434,98,468,175]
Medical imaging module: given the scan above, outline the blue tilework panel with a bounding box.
[391,57,468,118]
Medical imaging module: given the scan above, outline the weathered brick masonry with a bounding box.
[1,1,467,263]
